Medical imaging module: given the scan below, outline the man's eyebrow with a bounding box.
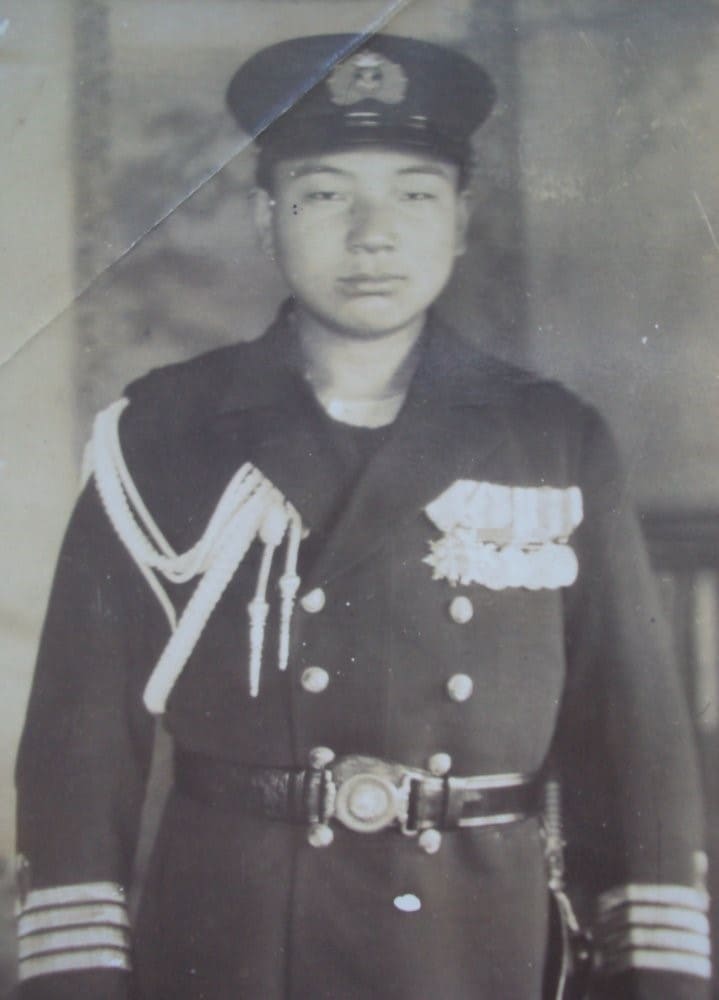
[396,164,453,179]
[286,163,350,179]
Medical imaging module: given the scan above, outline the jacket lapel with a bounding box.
[202,318,344,532]
[303,324,519,587]
[200,310,535,588]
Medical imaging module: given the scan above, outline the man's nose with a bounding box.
[347,198,396,252]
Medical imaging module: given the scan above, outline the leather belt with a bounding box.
[175,748,540,836]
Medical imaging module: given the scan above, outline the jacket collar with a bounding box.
[210,302,535,419]
[205,304,537,585]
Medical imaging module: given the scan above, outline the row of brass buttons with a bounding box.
[300,666,474,702]
[301,588,476,626]
[300,588,471,864]
[299,585,475,699]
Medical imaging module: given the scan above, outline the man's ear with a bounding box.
[454,189,473,258]
[252,188,276,259]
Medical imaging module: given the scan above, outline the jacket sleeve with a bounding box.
[15,480,166,999]
[556,406,711,999]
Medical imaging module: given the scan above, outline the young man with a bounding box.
[15,34,710,999]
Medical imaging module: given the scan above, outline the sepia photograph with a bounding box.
[1,1,718,997]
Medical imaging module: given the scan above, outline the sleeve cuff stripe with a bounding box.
[597,949,712,980]
[18,947,131,981]
[18,925,130,961]
[18,902,130,936]
[597,884,709,914]
[17,882,126,913]
[597,906,710,936]
[597,928,710,957]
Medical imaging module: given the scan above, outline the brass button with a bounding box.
[418,829,442,854]
[307,823,334,848]
[301,666,330,694]
[308,746,335,769]
[446,673,474,703]
[449,595,474,624]
[301,588,326,614]
[428,752,452,776]
[394,893,421,912]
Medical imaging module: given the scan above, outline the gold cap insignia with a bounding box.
[327,51,408,107]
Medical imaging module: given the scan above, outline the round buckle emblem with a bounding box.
[335,773,400,833]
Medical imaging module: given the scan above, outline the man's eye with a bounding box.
[400,191,437,202]
[305,191,344,202]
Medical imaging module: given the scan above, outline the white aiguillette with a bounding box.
[88,398,307,708]
[423,480,584,591]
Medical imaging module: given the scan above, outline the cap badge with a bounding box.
[327,51,407,106]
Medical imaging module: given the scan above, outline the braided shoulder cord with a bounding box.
[87,399,306,710]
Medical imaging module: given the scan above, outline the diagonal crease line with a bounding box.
[0,0,415,373]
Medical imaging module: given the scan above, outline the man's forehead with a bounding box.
[273,148,459,181]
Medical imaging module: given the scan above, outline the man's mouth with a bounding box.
[337,275,406,295]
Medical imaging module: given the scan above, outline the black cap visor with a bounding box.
[255,112,471,183]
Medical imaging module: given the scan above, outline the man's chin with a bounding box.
[306,305,427,342]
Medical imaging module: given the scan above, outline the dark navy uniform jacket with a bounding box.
[15,309,710,998]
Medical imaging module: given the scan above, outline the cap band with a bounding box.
[257,111,471,165]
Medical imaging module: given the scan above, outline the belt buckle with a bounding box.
[330,756,416,834]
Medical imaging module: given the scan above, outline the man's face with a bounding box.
[255,147,470,339]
